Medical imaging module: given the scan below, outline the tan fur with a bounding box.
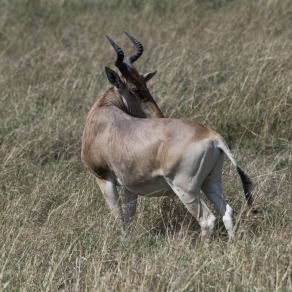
[81,34,252,241]
[81,81,234,241]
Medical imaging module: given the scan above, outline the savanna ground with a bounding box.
[0,0,291,291]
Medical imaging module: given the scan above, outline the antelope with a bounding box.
[81,32,253,241]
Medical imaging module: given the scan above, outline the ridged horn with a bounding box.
[106,35,124,67]
[124,31,144,64]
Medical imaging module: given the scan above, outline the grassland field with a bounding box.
[0,0,291,291]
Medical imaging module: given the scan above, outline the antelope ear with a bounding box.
[143,71,157,83]
[105,67,122,89]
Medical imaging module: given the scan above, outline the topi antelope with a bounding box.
[81,32,253,241]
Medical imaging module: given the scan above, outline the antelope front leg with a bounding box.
[96,177,124,229]
[124,189,138,228]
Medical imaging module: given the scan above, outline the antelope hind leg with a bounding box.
[201,156,235,242]
[166,180,216,242]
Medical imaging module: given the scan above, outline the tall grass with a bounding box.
[0,0,291,290]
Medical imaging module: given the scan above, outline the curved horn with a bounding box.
[124,31,144,64]
[106,35,124,67]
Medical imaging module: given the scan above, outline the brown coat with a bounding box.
[81,33,253,241]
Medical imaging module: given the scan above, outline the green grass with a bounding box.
[0,0,291,290]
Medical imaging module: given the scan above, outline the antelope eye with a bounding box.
[132,88,140,94]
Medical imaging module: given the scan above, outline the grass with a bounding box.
[0,0,291,290]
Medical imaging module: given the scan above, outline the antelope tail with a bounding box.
[217,138,253,207]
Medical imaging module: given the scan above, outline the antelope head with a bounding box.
[105,32,164,118]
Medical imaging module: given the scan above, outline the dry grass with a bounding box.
[0,0,291,291]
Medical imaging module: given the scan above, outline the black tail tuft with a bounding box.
[236,166,253,207]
